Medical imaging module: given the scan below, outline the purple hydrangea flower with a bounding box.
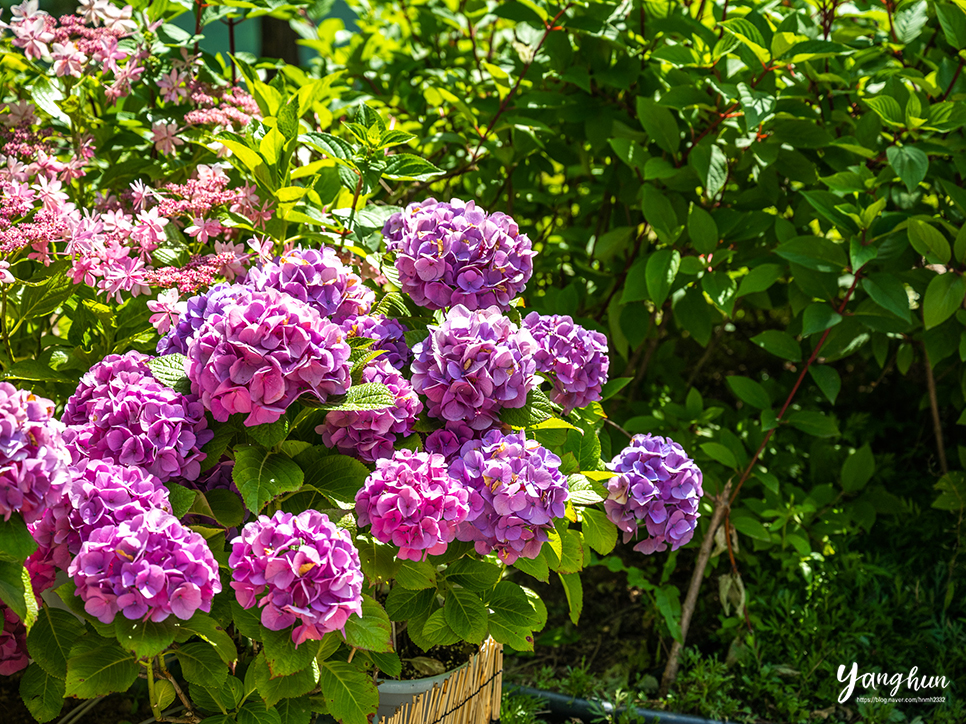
[229,510,363,646]
[157,282,243,355]
[186,287,351,427]
[452,430,568,564]
[31,459,170,570]
[248,246,374,322]
[412,305,537,431]
[0,383,70,525]
[339,314,411,370]
[317,359,422,463]
[69,508,222,624]
[355,450,471,561]
[604,434,703,554]
[383,198,535,310]
[62,352,213,482]
[424,420,493,462]
[523,312,610,414]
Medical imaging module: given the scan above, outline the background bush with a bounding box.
[301,0,966,718]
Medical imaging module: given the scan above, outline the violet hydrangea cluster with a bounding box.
[604,434,703,554]
[248,246,374,321]
[452,430,569,564]
[355,450,471,561]
[339,313,411,370]
[229,510,364,645]
[383,198,535,310]
[32,459,170,570]
[412,305,537,430]
[0,382,70,525]
[523,312,610,414]
[61,351,212,482]
[156,281,238,355]
[186,286,351,426]
[424,420,486,462]
[69,508,222,623]
[317,359,422,463]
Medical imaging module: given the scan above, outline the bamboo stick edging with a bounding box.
[380,637,503,724]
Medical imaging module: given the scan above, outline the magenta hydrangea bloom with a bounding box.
[32,459,170,570]
[0,602,28,676]
[69,508,222,624]
[452,430,568,564]
[355,450,471,561]
[0,383,70,525]
[248,246,374,322]
[412,305,537,431]
[229,510,363,646]
[383,198,535,310]
[317,359,422,463]
[339,314,411,370]
[424,420,492,462]
[523,312,610,414]
[604,434,703,554]
[62,351,212,483]
[186,287,351,427]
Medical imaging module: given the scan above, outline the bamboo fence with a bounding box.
[380,637,503,724]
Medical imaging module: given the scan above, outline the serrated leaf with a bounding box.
[19,664,65,723]
[237,700,283,724]
[317,660,378,724]
[250,653,319,708]
[499,387,554,427]
[581,508,617,555]
[384,587,435,621]
[381,154,442,181]
[64,638,138,699]
[298,451,370,507]
[0,515,37,564]
[443,587,488,644]
[394,560,437,590]
[115,617,176,659]
[147,354,190,394]
[164,482,198,519]
[177,613,237,665]
[344,595,392,652]
[262,627,320,677]
[177,641,229,687]
[27,608,86,680]
[232,444,304,513]
[315,382,395,412]
[442,557,503,591]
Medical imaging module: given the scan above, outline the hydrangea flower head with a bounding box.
[32,459,170,569]
[338,313,410,370]
[604,434,703,554]
[523,312,610,414]
[412,305,537,430]
[69,508,222,624]
[186,287,351,426]
[383,198,534,310]
[424,420,492,462]
[248,246,373,322]
[156,281,241,355]
[62,351,212,482]
[0,382,70,524]
[317,359,422,463]
[355,450,470,561]
[0,602,28,676]
[452,430,568,564]
[229,510,363,645]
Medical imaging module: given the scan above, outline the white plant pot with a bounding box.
[375,637,503,724]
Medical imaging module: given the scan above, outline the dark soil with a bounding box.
[394,630,477,681]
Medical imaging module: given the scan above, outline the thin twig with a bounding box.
[923,346,948,474]
[658,480,733,697]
